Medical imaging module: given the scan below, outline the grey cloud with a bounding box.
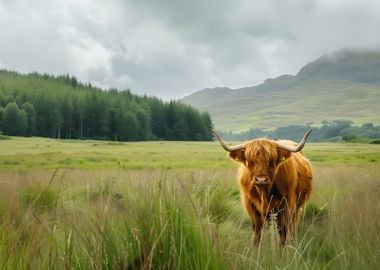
[1,0,380,99]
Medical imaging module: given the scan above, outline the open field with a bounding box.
[0,137,379,269]
[1,137,380,171]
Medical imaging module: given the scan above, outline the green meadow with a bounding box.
[0,137,379,269]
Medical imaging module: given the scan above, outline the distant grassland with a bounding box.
[0,137,227,171]
[0,137,379,269]
[1,137,380,171]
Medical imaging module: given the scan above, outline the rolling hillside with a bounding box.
[181,50,380,132]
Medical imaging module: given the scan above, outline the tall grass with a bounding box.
[0,169,228,269]
[0,165,379,269]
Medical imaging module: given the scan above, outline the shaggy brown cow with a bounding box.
[214,129,313,246]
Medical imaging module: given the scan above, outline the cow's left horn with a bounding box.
[213,130,246,152]
[276,129,312,152]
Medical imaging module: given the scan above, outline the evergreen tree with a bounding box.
[61,95,74,139]
[108,108,120,141]
[136,109,151,140]
[172,119,189,140]
[72,96,85,139]
[149,98,170,139]
[21,101,37,136]
[122,111,138,141]
[2,102,28,135]
[201,112,214,140]
[2,102,20,135]
[0,70,215,141]
[50,106,62,139]
[33,93,46,136]
[186,107,206,140]
[17,110,28,136]
[0,88,7,106]
[0,106,3,131]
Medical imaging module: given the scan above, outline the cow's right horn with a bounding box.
[276,129,312,152]
[213,130,246,152]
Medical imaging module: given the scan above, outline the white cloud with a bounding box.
[121,20,186,66]
[59,26,113,74]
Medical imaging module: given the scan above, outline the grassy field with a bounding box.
[0,137,379,269]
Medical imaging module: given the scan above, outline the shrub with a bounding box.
[342,134,358,142]
[0,130,11,140]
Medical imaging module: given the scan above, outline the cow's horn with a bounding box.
[213,130,246,152]
[276,129,312,152]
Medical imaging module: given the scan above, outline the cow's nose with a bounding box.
[255,176,269,185]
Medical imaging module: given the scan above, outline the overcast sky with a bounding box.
[1,0,379,100]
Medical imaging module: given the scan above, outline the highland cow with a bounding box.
[214,129,313,246]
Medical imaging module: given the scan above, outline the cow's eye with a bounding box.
[269,160,275,167]
[246,161,254,167]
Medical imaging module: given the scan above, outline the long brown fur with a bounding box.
[229,138,313,246]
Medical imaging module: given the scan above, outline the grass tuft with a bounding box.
[303,203,328,222]
[19,186,59,211]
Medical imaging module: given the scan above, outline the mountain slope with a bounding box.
[181,50,380,132]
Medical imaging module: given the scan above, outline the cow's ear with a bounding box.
[229,149,246,163]
[277,149,291,163]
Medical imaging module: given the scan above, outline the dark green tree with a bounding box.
[122,111,139,141]
[201,112,214,140]
[136,109,151,140]
[149,98,170,140]
[0,106,3,131]
[186,107,206,141]
[61,95,74,139]
[50,106,62,139]
[172,119,189,140]
[0,70,215,141]
[0,88,10,106]
[33,93,50,137]
[18,110,28,136]
[21,101,37,136]
[72,96,85,139]
[108,108,120,141]
[2,102,28,135]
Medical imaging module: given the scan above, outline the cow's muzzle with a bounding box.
[254,176,270,185]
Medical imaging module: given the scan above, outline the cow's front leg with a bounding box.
[277,198,297,246]
[277,212,288,246]
[250,203,264,246]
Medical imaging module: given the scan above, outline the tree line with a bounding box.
[0,70,213,141]
[219,119,380,142]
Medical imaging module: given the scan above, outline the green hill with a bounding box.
[181,50,380,132]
